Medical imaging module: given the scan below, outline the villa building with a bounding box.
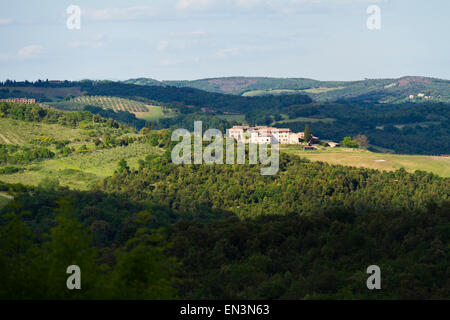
[228,125,320,145]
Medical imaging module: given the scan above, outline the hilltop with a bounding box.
[124,76,450,104]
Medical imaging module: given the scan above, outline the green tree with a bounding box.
[304,124,311,143]
[39,198,100,299]
[341,136,359,148]
[0,212,39,299]
[118,159,130,174]
[104,211,179,299]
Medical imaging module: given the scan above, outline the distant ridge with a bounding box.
[123,76,450,104]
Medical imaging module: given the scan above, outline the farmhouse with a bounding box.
[228,125,320,145]
[228,126,251,142]
[0,98,36,104]
[326,142,340,148]
[297,132,320,143]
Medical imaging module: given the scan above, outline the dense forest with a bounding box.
[1,145,449,299]
[272,102,450,155]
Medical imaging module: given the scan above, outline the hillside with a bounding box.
[0,102,163,189]
[1,80,449,155]
[1,102,449,300]
[124,76,450,104]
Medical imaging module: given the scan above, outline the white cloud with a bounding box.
[169,31,209,37]
[17,45,43,58]
[214,47,241,59]
[157,40,170,52]
[160,58,180,66]
[83,6,155,21]
[0,18,12,25]
[175,0,387,11]
[68,41,104,49]
[176,0,211,10]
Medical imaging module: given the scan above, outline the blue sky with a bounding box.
[0,0,449,81]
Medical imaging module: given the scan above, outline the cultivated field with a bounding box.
[71,96,176,120]
[282,146,450,177]
[0,118,87,144]
[73,96,150,113]
[0,143,162,190]
[133,105,177,121]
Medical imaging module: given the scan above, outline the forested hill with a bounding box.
[79,81,312,113]
[1,150,449,299]
[124,76,450,104]
[0,80,312,113]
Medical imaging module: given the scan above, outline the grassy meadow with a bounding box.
[134,105,177,121]
[0,118,87,144]
[282,146,450,177]
[0,143,162,190]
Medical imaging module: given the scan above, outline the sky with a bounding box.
[0,0,449,81]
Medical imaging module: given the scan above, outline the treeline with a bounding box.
[83,106,147,130]
[0,101,137,133]
[0,144,55,164]
[0,102,91,127]
[102,153,449,217]
[153,113,233,132]
[78,81,312,113]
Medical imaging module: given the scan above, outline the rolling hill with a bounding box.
[124,76,450,104]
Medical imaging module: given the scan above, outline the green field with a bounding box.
[0,118,87,144]
[134,105,177,121]
[0,143,162,190]
[282,146,450,177]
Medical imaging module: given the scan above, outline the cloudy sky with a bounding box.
[0,0,449,81]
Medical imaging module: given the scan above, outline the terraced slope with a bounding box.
[72,96,151,113]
